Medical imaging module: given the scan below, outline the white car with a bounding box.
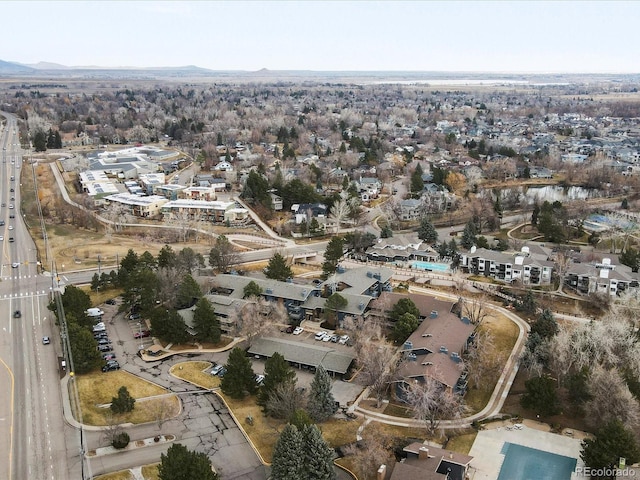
[0,236,3,241]
[339,335,350,345]
[8,204,14,209]
[8,225,13,230]
[315,331,328,341]
[293,326,304,335]
[322,333,332,342]
[11,262,19,268]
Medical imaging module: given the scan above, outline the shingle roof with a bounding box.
[248,337,355,374]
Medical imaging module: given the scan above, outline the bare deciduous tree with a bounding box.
[341,422,395,480]
[265,381,307,420]
[585,365,640,430]
[462,295,491,325]
[357,341,402,408]
[403,376,469,435]
[464,330,505,390]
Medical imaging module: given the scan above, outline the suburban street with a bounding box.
[0,113,70,480]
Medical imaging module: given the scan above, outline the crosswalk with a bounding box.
[1,291,49,299]
[1,274,39,281]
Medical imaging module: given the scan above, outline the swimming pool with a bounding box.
[411,261,450,272]
[498,443,577,480]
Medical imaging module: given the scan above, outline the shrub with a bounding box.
[112,432,130,449]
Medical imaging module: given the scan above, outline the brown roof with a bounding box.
[403,443,473,466]
[388,461,445,480]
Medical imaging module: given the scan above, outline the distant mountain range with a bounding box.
[1,59,639,83]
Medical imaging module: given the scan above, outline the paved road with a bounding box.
[0,112,70,480]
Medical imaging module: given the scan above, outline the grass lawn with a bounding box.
[169,361,219,389]
[73,370,180,426]
[446,431,478,455]
[383,402,414,418]
[94,464,159,480]
[81,287,124,307]
[465,312,519,414]
[93,471,133,480]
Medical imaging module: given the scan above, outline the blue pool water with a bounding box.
[498,443,577,480]
[411,261,450,272]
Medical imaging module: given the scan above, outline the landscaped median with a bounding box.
[70,370,180,426]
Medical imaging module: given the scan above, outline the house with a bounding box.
[291,203,328,225]
[399,199,422,221]
[460,245,553,285]
[270,192,283,211]
[214,160,233,171]
[379,443,473,480]
[355,176,382,196]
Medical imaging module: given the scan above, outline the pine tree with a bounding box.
[322,236,344,279]
[111,386,136,414]
[192,297,221,343]
[264,253,293,282]
[307,366,338,422]
[417,217,438,243]
[257,352,296,409]
[158,443,218,480]
[220,347,256,399]
[271,424,304,480]
[461,221,477,250]
[302,425,337,480]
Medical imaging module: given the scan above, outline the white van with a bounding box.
[315,331,327,341]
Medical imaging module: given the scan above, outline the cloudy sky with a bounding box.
[2,1,638,73]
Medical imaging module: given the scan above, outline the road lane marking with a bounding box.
[0,356,15,480]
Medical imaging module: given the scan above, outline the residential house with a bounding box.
[291,203,328,225]
[379,443,473,480]
[399,199,422,221]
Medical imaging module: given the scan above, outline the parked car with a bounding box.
[97,345,113,353]
[255,374,265,385]
[293,326,304,335]
[129,313,141,320]
[97,338,111,345]
[330,334,339,343]
[42,336,51,345]
[134,330,151,339]
[338,335,350,345]
[315,331,328,341]
[105,299,117,305]
[102,353,116,361]
[211,364,225,376]
[322,333,333,342]
[102,361,120,372]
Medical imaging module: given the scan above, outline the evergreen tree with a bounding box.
[520,375,560,416]
[461,221,477,250]
[221,347,257,399]
[157,245,177,269]
[158,443,218,480]
[410,164,424,195]
[323,293,348,329]
[67,322,101,373]
[391,312,420,344]
[192,297,221,343]
[307,366,338,423]
[271,424,304,480]
[264,253,293,282]
[530,309,558,339]
[175,274,202,309]
[380,225,393,238]
[302,425,337,480]
[531,201,540,226]
[417,217,438,243]
[389,298,420,322]
[33,129,47,151]
[243,280,263,299]
[111,386,136,414]
[91,273,100,292]
[322,236,344,279]
[289,409,314,430]
[150,308,189,344]
[581,420,640,473]
[258,352,296,409]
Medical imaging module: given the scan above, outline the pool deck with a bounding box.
[468,420,589,480]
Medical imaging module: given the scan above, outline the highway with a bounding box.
[0,113,70,480]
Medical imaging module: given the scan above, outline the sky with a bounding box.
[1,1,639,73]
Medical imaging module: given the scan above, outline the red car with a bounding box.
[134,330,151,339]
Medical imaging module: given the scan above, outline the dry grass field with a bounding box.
[72,370,179,426]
